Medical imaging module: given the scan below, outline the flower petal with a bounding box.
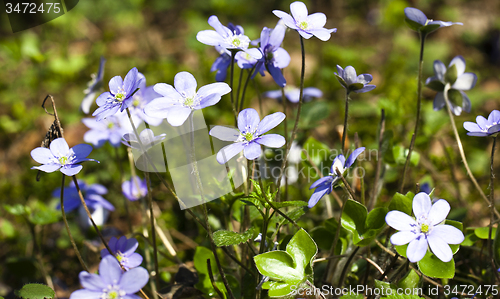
[428,199,450,226]
[385,211,418,231]
[153,83,177,98]
[255,134,285,148]
[407,235,428,263]
[452,73,477,90]
[124,67,139,96]
[32,163,61,173]
[99,256,122,285]
[449,56,466,77]
[345,147,365,168]
[489,110,500,124]
[69,289,101,299]
[216,142,245,164]
[309,176,333,190]
[460,91,471,113]
[290,1,308,21]
[308,28,336,41]
[344,66,357,85]
[404,7,427,26]
[174,72,197,99]
[433,92,445,111]
[269,22,286,48]
[243,142,262,160]
[354,85,376,93]
[109,76,124,94]
[123,238,139,256]
[267,63,287,87]
[72,144,93,160]
[209,126,240,142]
[431,224,464,245]
[273,10,297,30]
[31,148,54,164]
[256,112,285,135]
[433,60,447,82]
[126,253,144,269]
[273,47,291,69]
[50,138,70,157]
[476,115,489,130]
[196,30,225,46]
[413,192,432,218]
[166,106,192,127]
[79,272,105,291]
[60,165,83,176]
[238,108,260,133]
[207,15,232,38]
[463,121,482,133]
[307,12,326,28]
[119,267,149,294]
[308,183,330,208]
[427,233,453,262]
[390,231,418,246]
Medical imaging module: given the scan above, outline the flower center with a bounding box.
[420,223,430,233]
[232,38,241,47]
[115,251,124,262]
[59,156,69,165]
[299,21,309,30]
[133,99,140,107]
[331,159,344,175]
[115,93,125,102]
[102,285,126,299]
[184,96,195,108]
[107,122,114,129]
[244,132,254,142]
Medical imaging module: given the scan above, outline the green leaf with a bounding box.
[279,207,305,226]
[404,18,423,31]
[14,283,55,299]
[388,193,413,215]
[383,294,424,299]
[254,251,304,284]
[28,202,59,225]
[397,269,420,290]
[366,207,388,231]
[447,89,463,108]
[341,199,367,234]
[272,201,308,209]
[286,229,318,274]
[474,226,497,239]
[445,64,458,85]
[426,80,445,92]
[375,279,393,294]
[301,136,331,168]
[266,281,295,297]
[4,204,29,216]
[193,246,218,275]
[213,228,255,247]
[300,102,331,129]
[417,251,455,279]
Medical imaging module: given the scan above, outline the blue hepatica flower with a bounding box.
[335,65,376,94]
[70,255,149,299]
[263,86,323,103]
[426,56,477,116]
[463,110,500,137]
[308,147,365,208]
[82,114,132,148]
[81,56,106,114]
[122,176,148,201]
[210,108,286,164]
[101,236,143,270]
[404,7,462,35]
[53,180,114,212]
[127,73,164,126]
[31,138,97,176]
[144,71,231,126]
[93,67,143,121]
[197,16,262,59]
[212,46,232,82]
[273,1,337,41]
[385,192,465,263]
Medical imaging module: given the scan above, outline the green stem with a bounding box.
[400,33,426,193]
[442,83,500,219]
[144,172,160,290]
[60,174,88,271]
[239,66,257,113]
[341,90,350,155]
[488,136,499,283]
[235,66,244,114]
[229,50,238,125]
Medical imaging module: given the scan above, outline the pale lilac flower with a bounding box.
[54,180,114,212]
[263,86,323,103]
[69,255,149,299]
[101,236,143,270]
[252,21,291,87]
[210,108,285,164]
[81,56,106,114]
[426,56,477,116]
[404,7,462,34]
[127,73,163,126]
[197,16,262,59]
[308,147,365,208]
[93,67,143,121]
[464,110,500,137]
[273,1,337,41]
[144,71,231,126]
[31,138,97,176]
[82,114,131,148]
[122,128,166,152]
[122,176,148,201]
[385,192,464,263]
[335,65,376,94]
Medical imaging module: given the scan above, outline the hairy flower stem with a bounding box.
[442,84,500,219]
[488,136,499,283]
[189,115,235,299]
[341,90,350,155]
[229,50,238,125]
[144,172,160,290]
[400,34,426,193]
[275,35,306,202]
[72,176,114,256]
[59,175,88,271]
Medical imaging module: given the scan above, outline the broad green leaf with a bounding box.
[462,231,478,246]
[193,246,218,275]
[375,279,393,294]
[389,193,413,215]
[395,244,408,257]
[474,226,497,240]
[29,202,59,225]
[254,251,304,284]
[397,269,420,290]
[4,204,29,216]
[286,229,317,274]
[341,199,367,234]
[279,207,305,226]
[0,219,16,239]
[365,207,388,230]
[417,251,455,279]
[14,283,55,299]
[300,102,331,129]
[213,228,255,247]
[266,281,295,297]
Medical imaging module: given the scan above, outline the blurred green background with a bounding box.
[1,0,500,296]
